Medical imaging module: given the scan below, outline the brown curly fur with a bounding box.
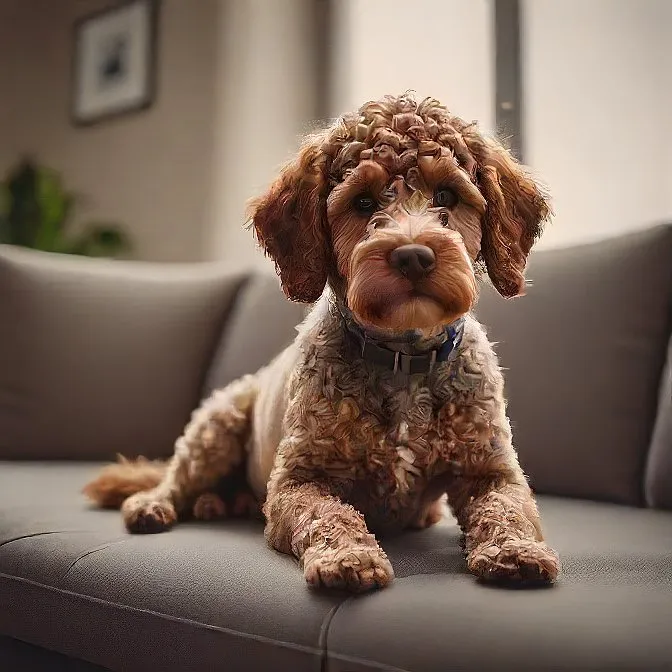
[84,93,559,592]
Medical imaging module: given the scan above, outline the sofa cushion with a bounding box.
[475,225,672,506]
[0,462,346,672]
[1,462,671,672]
[645,335,672,509]
[326,496,672,672]
[0,246,246,460]
[203,271,306,396]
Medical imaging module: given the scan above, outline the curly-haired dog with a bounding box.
[84,93,560,592]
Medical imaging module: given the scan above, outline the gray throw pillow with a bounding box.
[0,245,246,460]
[475,224,672,506]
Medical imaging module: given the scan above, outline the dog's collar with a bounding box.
[339,308,465,375]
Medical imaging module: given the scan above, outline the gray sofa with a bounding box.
[1,224,671,672]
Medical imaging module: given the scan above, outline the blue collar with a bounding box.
[342,313,465,375]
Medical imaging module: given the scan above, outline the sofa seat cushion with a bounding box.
[0,246,247,461]
[0,462,343,672]
[1,463,671,672]
[327,497,672,672]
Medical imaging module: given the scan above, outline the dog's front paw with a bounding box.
[193,492,228,521]
[122,494,176,534]
[302,544,395,593]
[467,538,560,585]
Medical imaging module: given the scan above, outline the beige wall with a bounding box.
[523,0,672,249]
[0,0,219,262]
[204,0,321,268]
[2,0,668,264]
[331,0,495,131]
[332,0,671,250]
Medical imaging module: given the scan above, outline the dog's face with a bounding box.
[249,95,551,334]
[332,175,479,333]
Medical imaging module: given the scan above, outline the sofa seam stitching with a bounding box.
[3,571,417,671]
[326,650,412,672]
[318,599,347,672]
[0,571,323,656]
[61,539,130,579]
[0,530,83,549]
[318,594,414,672]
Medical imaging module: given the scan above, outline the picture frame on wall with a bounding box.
[71,0,159,126]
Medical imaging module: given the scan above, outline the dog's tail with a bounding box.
[82,455,168,509]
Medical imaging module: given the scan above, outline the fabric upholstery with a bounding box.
[646,335,672,509]
[327,496,672,672]
[0,246,247,460]
[203,271,306,396]
[1,463,671,672]
[475,224,672,506]
[0,463,342,672]
[2,227,671,670]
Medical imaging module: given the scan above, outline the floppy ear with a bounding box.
[464,132,552,298]
[247,134,330,304]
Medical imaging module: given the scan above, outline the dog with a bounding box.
[83,93,560,593]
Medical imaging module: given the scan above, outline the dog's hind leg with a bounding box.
[118,374,258,533]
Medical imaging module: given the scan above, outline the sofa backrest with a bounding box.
[0,245,249,461]
[2,225,671,510]
[645,334,672,509]
[202,273,306,397]
[475,224,672,507]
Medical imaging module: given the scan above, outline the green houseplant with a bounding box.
[0,158,131,257]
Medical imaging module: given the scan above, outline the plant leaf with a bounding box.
[65,223,131,258]
[6,159,41,246]
[0,182,10,243]
[34,166,71,251]
[1,158,132,257]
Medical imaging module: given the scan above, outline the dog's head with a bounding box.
[249,94,551,333]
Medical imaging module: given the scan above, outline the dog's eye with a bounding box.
[433,187,459,209]
[439,210,452,228]
[353,194,377,215]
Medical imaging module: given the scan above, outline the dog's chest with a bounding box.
[285,314,500,529]
[319,365,462,519]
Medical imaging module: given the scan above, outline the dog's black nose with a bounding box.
[389,244,436,281]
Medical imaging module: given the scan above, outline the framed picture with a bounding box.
[71,0,159,126]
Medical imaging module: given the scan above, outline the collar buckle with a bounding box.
[429,350,438,373]
[342,310,465,376]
